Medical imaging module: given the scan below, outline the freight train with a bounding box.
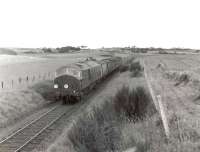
[53,55,132,104]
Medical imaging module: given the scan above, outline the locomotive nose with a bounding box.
[54,75,80,96]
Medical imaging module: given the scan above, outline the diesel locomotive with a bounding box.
[53,55,131,104]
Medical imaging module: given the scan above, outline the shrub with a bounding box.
[31,80,59,101]
[174,73,190,86]
[129,61,143,77]
[42,48,53,53]
[67,86,156,152]
[56,46,80,53]
[119,64,129,73]
[158,50,168,54]
[113,86,155,121]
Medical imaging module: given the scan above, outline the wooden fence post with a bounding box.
[11,80,14,88]
[1,81,3,89]
[43,73,46,80]
[32,76,35,82]
[157,95,170,139]
[19,77,22,84]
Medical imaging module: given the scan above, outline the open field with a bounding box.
[144,54,200,151]
[2,50,200,151]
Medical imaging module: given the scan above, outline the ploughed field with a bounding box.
[144,54,200,149]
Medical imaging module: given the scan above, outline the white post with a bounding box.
[157,95,170,139]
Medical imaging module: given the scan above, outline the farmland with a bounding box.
[1,50,200,151]
[0,50,113,140]
[144,54,200,151]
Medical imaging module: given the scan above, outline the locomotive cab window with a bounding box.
[66,68,81,78]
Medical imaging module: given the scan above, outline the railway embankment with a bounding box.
[47,63,165,152]
[0,80,57,141]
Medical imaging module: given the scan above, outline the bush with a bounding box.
[129,61,143,77]
[119,64,129,73]
[42,48,53,53]
[31,80,59,101]
[158,50,168,54]
[68,101,122,152]
[174,73,190,86]
[67,86,156,152]
[113,86,155,121]
[56,46,80,53]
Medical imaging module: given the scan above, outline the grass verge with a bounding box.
[66,86,156,152]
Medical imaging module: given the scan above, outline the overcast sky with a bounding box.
[0,0,199,49]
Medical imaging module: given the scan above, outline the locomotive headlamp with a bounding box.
[54,84,58,89]
[64,84,69,89]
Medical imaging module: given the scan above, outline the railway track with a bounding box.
[0,103,81,152]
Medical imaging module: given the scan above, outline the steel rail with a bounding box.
[0,105,65,152]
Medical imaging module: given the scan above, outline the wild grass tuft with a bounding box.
[129,61,144,77]
[31,80,58,101]
[119,64,129,73]
[67,86,156,152]
[113,85,155,121]
[174,73,190,86]
[68,101,122,152]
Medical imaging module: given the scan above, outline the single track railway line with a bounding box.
[0,103,83,152]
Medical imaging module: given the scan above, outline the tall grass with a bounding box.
[68,101,122,152]
[119,57,135,73]
[129,61,144,77]
[67,86,155,152]
[174,73,190,86]
[119,61,144,77]
[113,85,155,120]
[60,85,200,152]
[31,80,59,101]
[119,64,129,73]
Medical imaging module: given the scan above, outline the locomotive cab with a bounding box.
[54,66,82,104]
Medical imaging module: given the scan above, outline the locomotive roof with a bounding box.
[56,60,100,72]
[56,56,121,72]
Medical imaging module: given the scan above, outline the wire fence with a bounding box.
[0,72,55,91]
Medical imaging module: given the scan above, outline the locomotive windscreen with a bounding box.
[55,67,81,78]
[55,67,66,77]
[66,68,81,78]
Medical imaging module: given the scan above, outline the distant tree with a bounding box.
[42,48,53,53]
[80,45,88,49]
[56,46,80,53]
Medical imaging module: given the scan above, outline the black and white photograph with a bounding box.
[0,0,200,151]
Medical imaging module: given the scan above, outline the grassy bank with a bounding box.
[48,85,159,152]
[0,80,56,128]
[56,85,200,152]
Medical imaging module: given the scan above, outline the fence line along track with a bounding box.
[0,103,77,152]
[142,59,170,139]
